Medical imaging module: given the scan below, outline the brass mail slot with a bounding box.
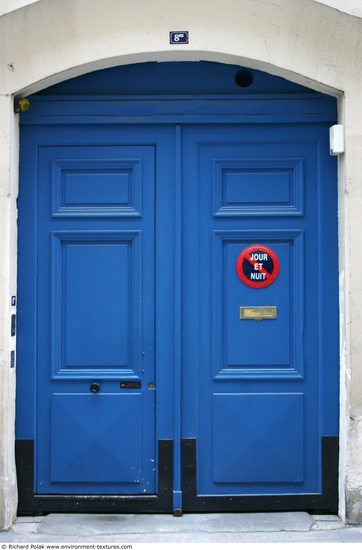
[240,306,277,320]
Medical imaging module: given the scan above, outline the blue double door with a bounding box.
[17,120,339,510]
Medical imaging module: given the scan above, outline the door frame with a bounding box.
[16,90,339,514]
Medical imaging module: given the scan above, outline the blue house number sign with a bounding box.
[170,31,189,44]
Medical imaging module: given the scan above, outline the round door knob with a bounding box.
[90,382,100,393]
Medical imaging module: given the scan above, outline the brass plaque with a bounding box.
[240,306,277,320]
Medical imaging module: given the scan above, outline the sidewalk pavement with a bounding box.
[1,512,362,543]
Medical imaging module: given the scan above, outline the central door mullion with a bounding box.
[172,124,183,514]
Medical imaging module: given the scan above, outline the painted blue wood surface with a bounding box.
[17,125,177,495]
[181,122,339,495]
[35,61,313,96]
[16,62,339,503]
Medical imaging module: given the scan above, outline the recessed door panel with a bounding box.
[212,157,304,217]
[212,233,304,376]
[212,393,304,483]
[53,234,140,373]
[51,155,143,217]
[50,394,143,485]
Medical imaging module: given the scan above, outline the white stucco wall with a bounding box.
[0,0,362,527]
[0,95,18,529]
[2,0,362,20]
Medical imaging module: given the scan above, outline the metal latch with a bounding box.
[120,381,141,389]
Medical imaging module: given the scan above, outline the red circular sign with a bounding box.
[236,245,280,288]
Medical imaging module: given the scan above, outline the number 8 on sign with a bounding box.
[236,245,280,288]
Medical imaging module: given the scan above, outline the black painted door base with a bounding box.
[15,440,173,515]
[16,437,338,515]
[181,437,339,514]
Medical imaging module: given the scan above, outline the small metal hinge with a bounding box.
[14,97,30,114]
